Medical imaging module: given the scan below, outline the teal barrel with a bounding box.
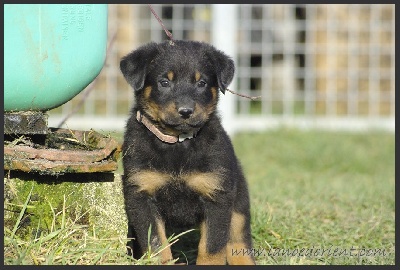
[4,4,108,112]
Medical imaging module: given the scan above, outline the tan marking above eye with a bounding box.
[195,71,201,82]
[167,71,174,81]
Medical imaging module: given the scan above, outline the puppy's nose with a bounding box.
[178,107,194,119]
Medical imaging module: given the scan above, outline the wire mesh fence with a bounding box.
[48,4,395,133]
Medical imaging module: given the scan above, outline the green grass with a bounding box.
[233,129,395,265]
[3,182,192,265]
[4,129,395,265]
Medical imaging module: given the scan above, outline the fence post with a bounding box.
[211,4,238,136]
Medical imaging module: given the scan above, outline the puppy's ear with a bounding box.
[208,47,235,94]
[120,42,159,91]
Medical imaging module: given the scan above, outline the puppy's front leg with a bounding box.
[196,201,232,265]
[123,173,172,264]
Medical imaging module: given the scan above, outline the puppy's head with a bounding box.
[120,40,234,136]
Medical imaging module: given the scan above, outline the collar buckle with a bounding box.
[178,132,195,142]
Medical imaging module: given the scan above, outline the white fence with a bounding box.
[48,4,395,134]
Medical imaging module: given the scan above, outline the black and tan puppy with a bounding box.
[120,40,255,265]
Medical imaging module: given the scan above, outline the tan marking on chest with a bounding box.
[127,170,171,195]
[182,171,224,200]
[127,170,225,199]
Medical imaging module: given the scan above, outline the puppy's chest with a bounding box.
[154,182,205,227]
[129,170,224,200]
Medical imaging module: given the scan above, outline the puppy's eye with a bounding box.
[159,80,170,88]
[197,81,207,88]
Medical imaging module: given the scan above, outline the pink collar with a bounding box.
[136,110,196,144]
